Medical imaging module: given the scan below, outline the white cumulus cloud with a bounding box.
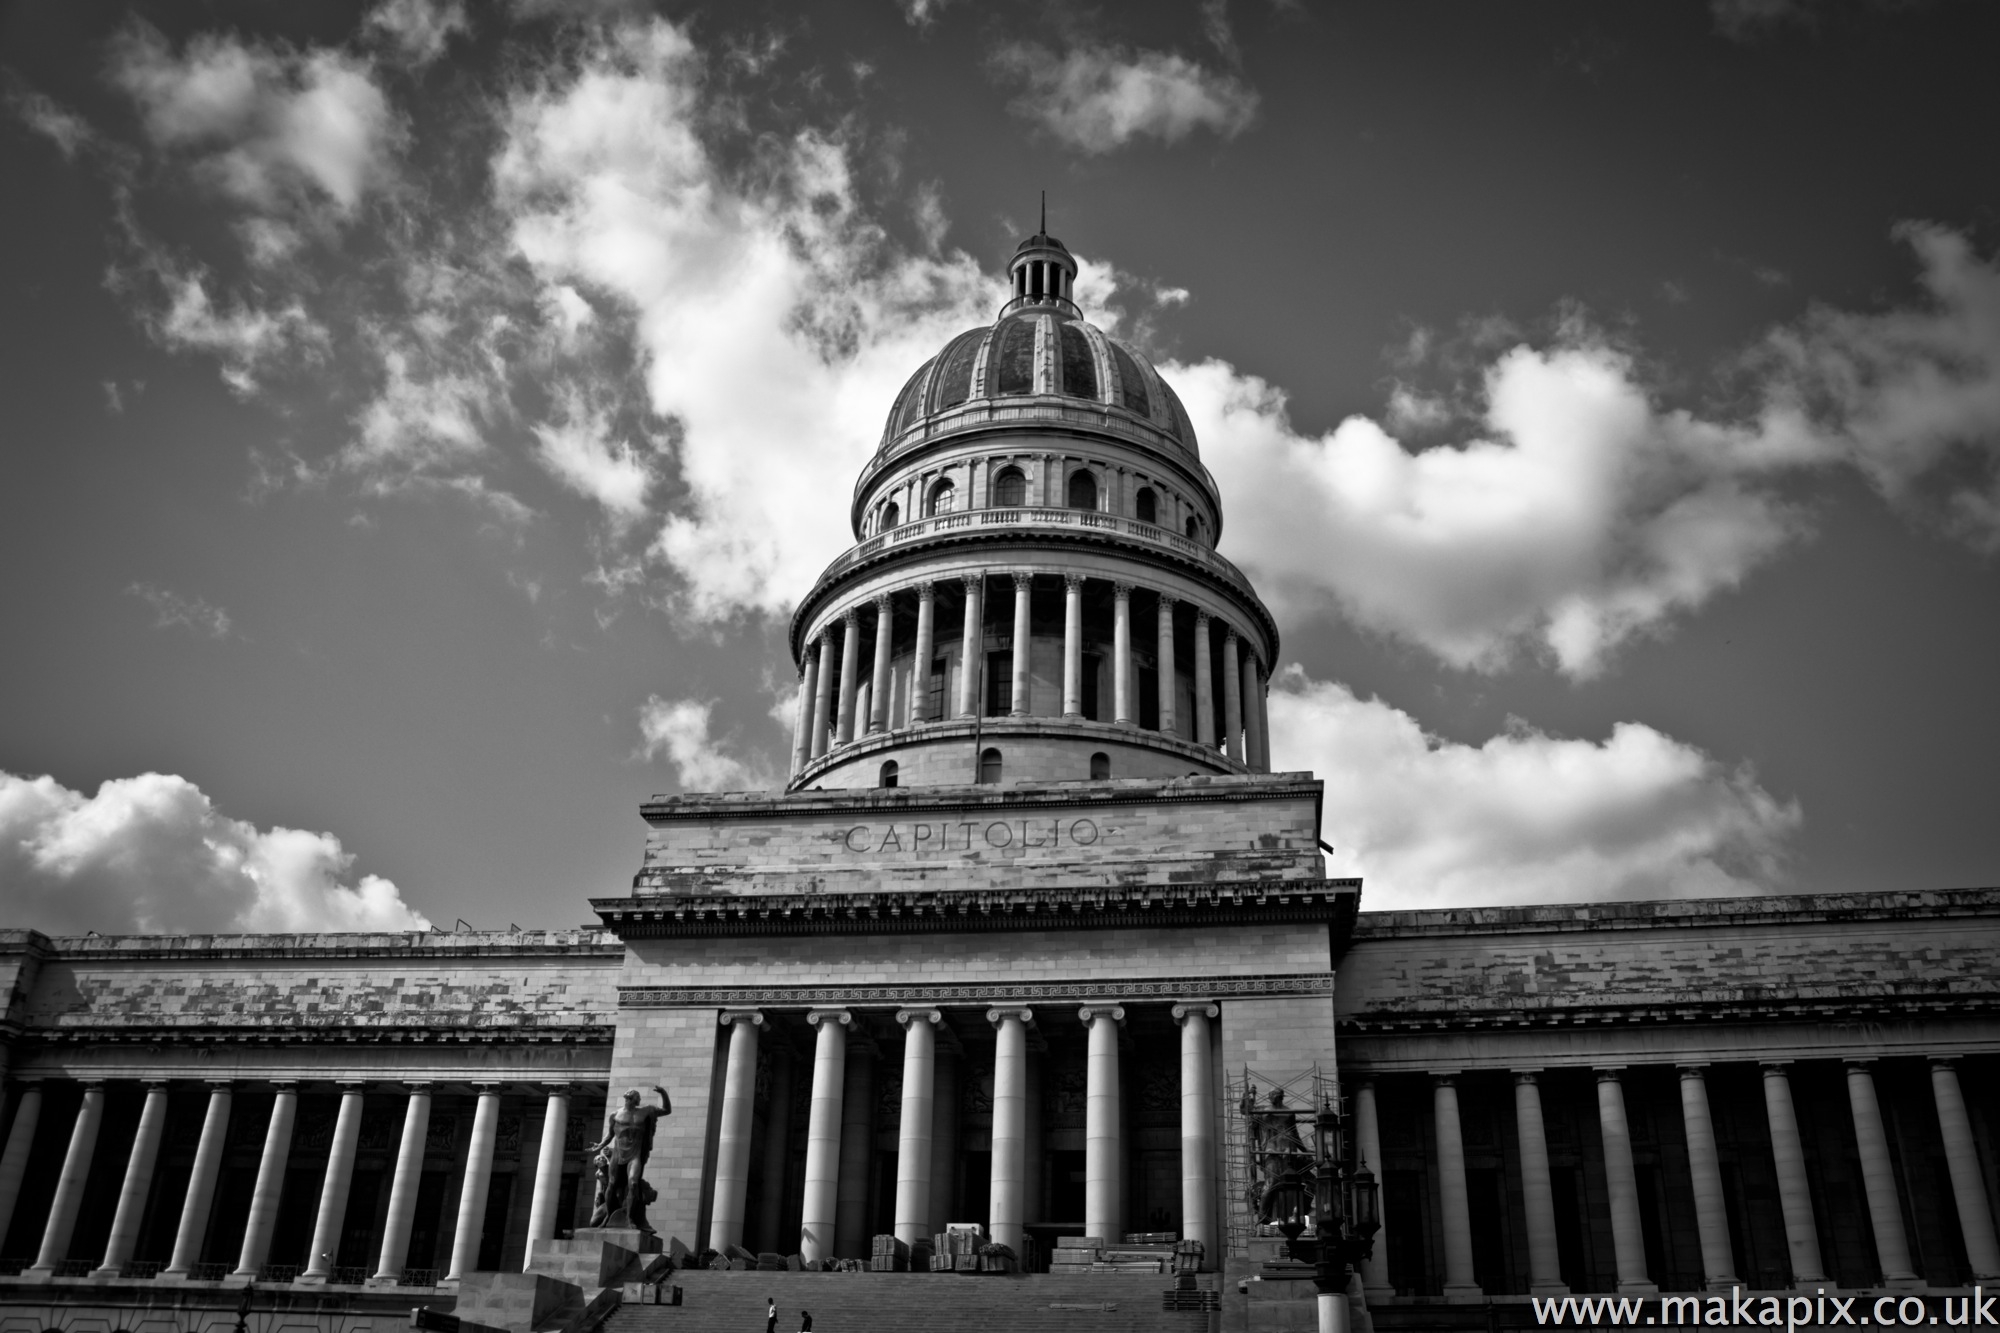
[636,696,778,791]
[1268,668,1800,909]
[0,770,431,935]
[128,582,235,638]
[990,43,1258,153]
[365,0,471,68]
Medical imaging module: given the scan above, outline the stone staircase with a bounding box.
[609,1270,1217,1333]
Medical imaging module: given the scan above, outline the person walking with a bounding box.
[764,1297,777,1333]
[797,1311,813,1332]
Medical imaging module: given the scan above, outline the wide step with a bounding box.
[608,1270,1214,1333]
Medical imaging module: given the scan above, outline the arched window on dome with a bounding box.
[978,747,1003,785]
[1185,515,1202,542]
[1067,469,1098,511]
[992,466,1026,508]
[879,760,899,789]
[1090,752,1110,780]
[927,478,956,516]
[882,500,900,530]
[1135,487,1157,525]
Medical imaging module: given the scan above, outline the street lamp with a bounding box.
[1301,1094,1380,1333]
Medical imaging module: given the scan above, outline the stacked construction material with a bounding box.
[1048,1236,1108,1272]
[1123,1232,1177,1245]
[1046,1234,1184,1275]
[1171,1239,1205,1274]
[930,1224,984,1273]
[869,1235,909,1272]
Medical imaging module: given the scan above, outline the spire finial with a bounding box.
[1040,190,1046,234]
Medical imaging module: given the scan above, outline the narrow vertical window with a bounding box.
[1089,752,1110,780]
[1067,470,1098,511]
[879,760,899,789]
[1135,487,1157,525]
[992,466,1026,508]
[927,478,956,515]
[978,748,1003,784]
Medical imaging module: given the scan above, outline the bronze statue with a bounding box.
[1241,1086,1313,1224]
[590,1085,672,1230]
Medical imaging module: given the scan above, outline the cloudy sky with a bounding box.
[3,0,1997,935]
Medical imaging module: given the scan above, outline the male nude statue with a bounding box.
[590,1085,672,1230]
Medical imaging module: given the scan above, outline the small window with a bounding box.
[1067,470,1098,511]
[882,500,900,529]
[927,479,956,516]
[1090,752,1110,780]
[925,655,947,723]
[992,466,1026,508]
[986,650,1012,717]
[1185,515,1200,540]
[879,760,898,789]
[978,747,1003,785]
[1135,487,1157,524]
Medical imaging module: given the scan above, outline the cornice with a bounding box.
[20,933,623,963]
[643,771,1322,823]
[1347,887,2000,941]
[619,971,1334,1009]
[22,1021,614,1046]
[783,716,1254,791]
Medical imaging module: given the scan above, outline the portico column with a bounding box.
[811,632,835,759]
[1156,595,1179,737]
[1846,1061,1922,1287]
[300,1082,366,1281]
[755,1049,795,1254]
[1080,1004,1125,1243]
[0,1082,42,1248]
[371,1083,432,1283]
[1193,612,1216,748]
[987,1007,1033,1254]
[958,575,983,718]
[1760,1063,1827,1284]
[1112,582,1134,724]
[1512,1072,1566,1296]
[1172,1003,1218,1263]
[1254,665,1272,767]
[1063,575,1086,719]
[524,1084,571,1265]
[444,1084,502,1282]
[835,1030,878,1258]
[709,1010,765,1253]
[1222,629,1243,761]
[1672,1066,1739,1290]
[29,1079,105,1275]
[835,610,863,744]
[868,597,894,733]
[234,1081,299,1278]
[894,1009,941,1247]
[1244,656,1268,771]
[165,1081,232,1277]
[1931,1058,2000,1280]
[800,1009,851,1264]
[928,1031,961,1237]
[1595,1069,1656,1293]
[1431,1075,1481,1298]
[791,662,815,774]
[93,1081,169,1276]
[1010,573,1032,716]
[910,582,936,726]
[1353,1079,1392,1300]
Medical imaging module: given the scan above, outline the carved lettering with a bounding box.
[822,816,1109,856]
[844,826,873,852]
[912,823,932,851]
[879,825,903,852]
[984,821,1012,848]
[1071,818,1100,845]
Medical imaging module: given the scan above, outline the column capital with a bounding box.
[915,581,936,604]
[1171,1001,1218,1024]
[1011,571,1033,592]
[1928,1054,1961,1069]
[1593,1067,1627,1081]
[1225,625,1239,645]
[719,1009,766,1028]
[539,1081,574,1094]
[1077,1003,1126,1026]
[1759,1060,1794,1073]
[1112,581,1132,600]
[961,572,982,595]
[873,593,891,612]
[1157,591,1177,610]
[470,1082,503,1095]
[1843,1057,1879,1073]
[401,1080,433,1092]
[76,1077,108,1090]
[1429,1071,1458,1087]
[895,1007,943,1029]
[267,1079,298,1092]
[985,1006,1035,1028]
[1512,1070,1542,1085]
[842,606,860,627]
[1194,608,1211,627]
[1676,1063,1712,1077]
[334,1080,368,1093]
[1063,573,1085,592]
[806,1008,853,1029]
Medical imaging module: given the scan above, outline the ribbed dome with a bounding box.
[878,310,1200,461]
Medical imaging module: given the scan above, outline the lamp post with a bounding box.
[1301,1094,1381,1333]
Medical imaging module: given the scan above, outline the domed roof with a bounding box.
[878,309,1200,461]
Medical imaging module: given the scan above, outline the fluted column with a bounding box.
[1193,612,1216,748]
[93,1081,169,1276]
[371,1084,431,1282]
[1931,1058,2000,1280]
[1112,582,1133,725]
[835,610,863,744]
[910,582,936,725]
[791,662,815,774]
[1156,595,1178,737]
[1254,665,1272,767]
[0,1082,43,1250]
[1846,1061,1921,1287]
[300,1082,367,1281]
[755,1049,795,1254]
[1512,1072,1566,1295]
[958,575,983,718]
[987,1007,1033,1254]
[1222,629,1243,761]
[29,1080,106,1275]
[444,1084,502,1282]
[800,1009,850,1264]
[835,1030,878,1258]
[1353,1079,1392,1299]
[1595,1070,1655,1293]
[710,1010,765,1253]
[1173,1003,1218,1263]
[1010,573,1032,716]
[894,1009,941,1247]
[166,1082,232,1277]
[1432,1075,1481,1298]
[868,596,893,733]
[1244,655,1268,771]
[1677,1066,1740,1291]
[234,1081,299,1278]
[524,1084,571,1265]
[810,632,835,759]
[928,1033,961,1237]
[1760,1063,1827,1284]
[1080,1004,1125,1243]
[1063,575,1086,718]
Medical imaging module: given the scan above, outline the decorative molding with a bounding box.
[618,971,1334,1009]
[1337,981,2000,1035]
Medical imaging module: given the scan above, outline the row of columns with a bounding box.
[705,1002,1221,1264]
[791,575,1272,774]
[0,1079,582,1285]
[1354,1057,2000,1298]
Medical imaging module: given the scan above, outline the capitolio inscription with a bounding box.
[836,816,1103,855]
